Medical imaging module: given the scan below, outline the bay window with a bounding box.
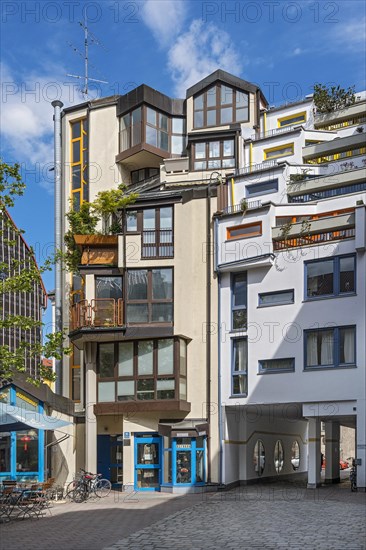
[127,268,173,324]
[193,84,249,128]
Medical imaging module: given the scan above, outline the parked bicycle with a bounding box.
[66,469,111,502]
[350,459,357,492]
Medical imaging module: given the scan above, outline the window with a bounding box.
[120,107,142,151]
[95,277,123,300]
[193,84,249,128]
[246,179,278,197]
[126,207,174,258]
[305,146,366,164]
[71,345,81,402]
[232,273,247,330]
[258,290,294,307]
[227,222,262,241]
[258,358,295,373]
[171,118,186,155]
[127,268,173,324]
[193,139,235,171]
[70,118,88,211]
[306,255,355,298]
[274,440,284,473]
[131,167,159,185]
[232,338,247,395]
[264,143,294,160]
[278,112,306,127]
[253,440,265,476]
[291,441,300,470]
[97,338,186,402]
[146,107,169,151]
[16,430,38,472]
[304,326,356,369]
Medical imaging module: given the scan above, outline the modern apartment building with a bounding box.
[57,70,366,491]
[0,208,47,378]
[216,91,366,489]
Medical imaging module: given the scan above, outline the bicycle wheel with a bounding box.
[94,478,112,498]
[72,485,88,503]
[65,480,78,499]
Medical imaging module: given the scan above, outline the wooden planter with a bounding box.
[74,235,118,266]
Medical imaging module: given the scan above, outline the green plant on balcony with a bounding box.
[91,184,139,235]
[288,169,310,184]
[240,198,248,213]
[313,83,355,114]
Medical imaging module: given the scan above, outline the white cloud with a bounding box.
[330,18,366,50]
[140,0,187,47]
[293,48,302,56]
[167,20,243,97]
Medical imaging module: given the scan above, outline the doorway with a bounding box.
[97,435,123,490]
[134,434,161,491]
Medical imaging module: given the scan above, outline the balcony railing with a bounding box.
[273,227,356,250]
[142,229,174,258]
[251,125,299,141]
[70,299,124,330]
[234,160,279,176]
[221,200,262,215]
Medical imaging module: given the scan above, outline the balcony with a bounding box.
[70,299,124,331]
[314,100,366,129]
[220,199,262,216]
[287,167,366,199]
[251,125,301,141]
[272,212,355,250]
[164,157,189,173]
[302,133,366,162]
[234,160,281,176]
[74,235,118,267]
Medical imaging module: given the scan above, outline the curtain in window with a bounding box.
[306,332,318,366]
[341,328,355,364]
[234,340,247,372]
[320,331,333,365]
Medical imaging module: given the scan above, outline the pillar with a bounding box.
[356,401,366,491]
[324,421,340,484]
[307,417,321,488]
[84,342,97,473]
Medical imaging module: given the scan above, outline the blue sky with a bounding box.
[1,0,365,331]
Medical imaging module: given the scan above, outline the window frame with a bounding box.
[231,338,248,397]
[258,289,295,308]
[264,143,294,160]
[304,254,356,300]
[192,139,236,171]
[304,325,356,370]
[277,111,307,128]
[126,268,174,325]
[70,117,88,211]
[125,207,174,259]
[193,84,249,129]
[231,272,247,331]
[227,221,262,241]
[258,358,295,374]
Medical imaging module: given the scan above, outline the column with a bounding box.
[356,401,366,491]
[324,421,340,484]
[307,417,321,488]
[84,342,98,473]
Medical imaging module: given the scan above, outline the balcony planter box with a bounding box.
[74,235,118,266]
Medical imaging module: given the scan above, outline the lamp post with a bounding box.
[206,170,221,484]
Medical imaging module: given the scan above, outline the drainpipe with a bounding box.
[214,216,223,485]
[52,100,64,395]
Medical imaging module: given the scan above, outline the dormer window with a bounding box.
[193,84,249,129]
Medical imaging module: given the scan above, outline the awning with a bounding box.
[158,420,209,438]
[0,403,72,432]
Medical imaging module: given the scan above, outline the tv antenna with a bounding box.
[67,15,108,98]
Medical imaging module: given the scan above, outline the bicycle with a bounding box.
[66,469,112,502]
[350,459,357,492]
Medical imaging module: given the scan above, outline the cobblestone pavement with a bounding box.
[1,482,365,550]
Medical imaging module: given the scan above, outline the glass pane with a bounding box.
[209,141,220,158]
[233,273,247,307]
[152,269,172,299]
[220,107,233,124]
[206,86,217,107]
[118,342,134,376]
[179,378,187,400]
[180,340,187,376]
[194,161,207,170]
[71,121,81,138]
[172,135,185,155]
[194,111,203,128]
[236,91,248,106]
[194,94,203,110]
[72,191,81,212]
[340,257,355,293]
[196,450,204,482]
[221,85,233,105]
[207,110,216,126]
[339,327,355,364]
[158,339,174,374]
[72,165,81,190]
[138,341,153,375]
[15,391,38,412]
[117,380,135,401]
[72,140,80,163]
[306,330,334,367]
[152,303,173,323]
[72,369,81,401]
[136,468,160,489]
[259,291,294,306]
[146,126,157,147]
[16,430,38,472]
[222,158,235,168]
[274,440,284,473]
[172,118,184,134]
[146,107,156,126]
[137,379,154,400]
[98,381,115,402]
[95,277,122,300]
[127,270,148,300]
[236,107,248,122]
[233,374,247,395]
[291,441,300,470]
[132,107,141,124]
[0,432,11,472]
[127,211,137,232]
[163,450,172,483]
[121,114,130,131]
[99,343,115,377]
[233,309,247,330]
[260,359,294,371]
[127,304,149,323]
[307,260,334,297]
[254,440,265,476]
[159,113,168,131]
[157,378,175,399]
[160,207,173,230]
[176,450,191,483]
[143,210,156,230]
[159,130,169,151]
[208,159,221,169]
[223,140,234,157]
[132,123,141,146]
[233,339,247,371]
[195,143,206,159]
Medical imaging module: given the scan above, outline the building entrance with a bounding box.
[134,434,161,491]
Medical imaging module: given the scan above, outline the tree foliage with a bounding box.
[0,160,71,386]
[313,83,356,114]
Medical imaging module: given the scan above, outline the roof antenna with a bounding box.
[67,13,108,98]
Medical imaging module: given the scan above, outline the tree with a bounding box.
[91,184,139,234]
[313,83,356,114]
[0,160,71,385]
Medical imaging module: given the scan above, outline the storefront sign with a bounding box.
[176,444,191,449]
[176,432,189,437]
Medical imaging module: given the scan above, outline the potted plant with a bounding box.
[240,198,248,214]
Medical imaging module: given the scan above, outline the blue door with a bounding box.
[97,435,123,490]
[134,435,161,491]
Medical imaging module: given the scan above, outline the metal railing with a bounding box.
[70,299,124,330]
[221,200,262,215]
[234,160,279,176]
[142,229,174,258]
[273,227,355,251]
[251,125,298,141]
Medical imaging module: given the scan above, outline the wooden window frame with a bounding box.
[192,139,235,171]
[126,268,174,325]
[227,221,262,241]
[193,84,249,129]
